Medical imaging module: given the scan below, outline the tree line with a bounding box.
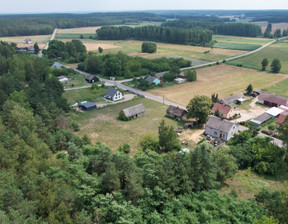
[96,26,213,46]
[163,19,262,37]
[78,51,191,78]
[0,12,166,37]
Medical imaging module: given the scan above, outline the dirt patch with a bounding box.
[83,43,122,51]
[179,129,205,142]
[57,26,101,34]
[259,22,288,33]
[17,43,45,49]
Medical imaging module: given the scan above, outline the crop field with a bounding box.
[148,64,288,106]
[228,39,288,73]
[213,35,271,45]
[263,78,288,97]
[214,42,261,51]
[251,22,288,33]
[0,35,50,49]
[74,97,184,153]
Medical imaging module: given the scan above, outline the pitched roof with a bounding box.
[220,93,244,105]
[265,107,284,117]
[166,105,187,117]
[206,116,237,133]
[86,75,97,81]
[258,92,288,106]
[146,76,155,84]
[105,87,120,97]
[53,62,61,67]
[122,104,146,118]
[212,103,232,115]
[277,112,288,124]
[253,113,273,123]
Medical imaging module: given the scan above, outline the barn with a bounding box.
[79,102,97,111]
[166,105,187,121]
[258,92,288,107]
[85,75,99,83]
[120,104,146,120]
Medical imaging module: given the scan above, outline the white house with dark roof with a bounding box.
[105,87,123,101]
[205,116,239,141]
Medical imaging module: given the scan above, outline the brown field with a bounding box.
[149,64,288,106]
[57,26,101,34]
[0,35,50,49]
[83,43,122,51]
[256,22,288,33]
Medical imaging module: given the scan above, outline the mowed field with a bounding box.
[0,35,50,49]
[74,97,183,153]
[264,78,288,97]
[149,64,288,106]
[228,39,288,73]
[251,21,288,33]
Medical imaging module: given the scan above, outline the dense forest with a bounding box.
[162,20,262,37]
[78,51,191,78]
[0,12,166,37]
[0,41,288,223]
[96,26,213,46]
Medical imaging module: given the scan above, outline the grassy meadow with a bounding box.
[214,42,261,51]
[0,35,50,49]
[73,97,185,153]
[263,78,288,97]
[228,39,288,73]
[148,64,288,106]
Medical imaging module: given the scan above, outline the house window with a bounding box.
[214,131,217,135]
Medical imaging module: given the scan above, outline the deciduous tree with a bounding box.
[187,95,212,123]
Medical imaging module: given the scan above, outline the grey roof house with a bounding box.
[219,93,244,106]
[85,75,99,83]
[105,87,123,101]
[79,102,97,111]
[166,105,187,121]
[120,104,146,119]
[52,62,62,69]
[205,116,239,141]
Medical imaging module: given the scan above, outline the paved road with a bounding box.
[62,36,288,109]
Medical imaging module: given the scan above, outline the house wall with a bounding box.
[205,126,228,141]
[258,99,264,105]
[227,124,239,141]
[112,91,123,101]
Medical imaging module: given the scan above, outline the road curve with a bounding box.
[62,36,288,109]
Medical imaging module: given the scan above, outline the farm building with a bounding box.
[258,92,288,107]
[211,103,235,119]
[27,46,35,53]
[58,76,69,84]
[219,93,244,106]
[265,107,285,118]
[52,62,62,69]
[154,72,166,80]
[79,102,97,111]
[277,112,288,125]
[205,116,239,141]
[85,75,99,83]
[146,76,161,85]
[250,113,273,127]
[173,78,186,84]
[105,87,123,101]
[166,105,187,121]
[120,104,146,120]
[24,38,32,44]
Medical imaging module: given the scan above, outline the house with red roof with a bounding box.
[211,103,235,119]
[276,112,288,125]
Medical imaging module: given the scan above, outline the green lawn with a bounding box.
[214,42,261,51]
[263,78,288,97]
[62,73,89,88]
[74,97,184,153]
[213,35,271,45]
[63,86,107,104]
[228,39,288,73]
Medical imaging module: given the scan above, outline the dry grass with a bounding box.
[257,22,288,33]
[84,43,121,51]
[57,26,101,34]
[220,170,288,200]
[0,35,50,49]
[148,64,288,106]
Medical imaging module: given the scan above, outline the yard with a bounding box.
[228,39,288,73]
[73,97,195,153]
[148,64,288,106]
[0,34,51,49]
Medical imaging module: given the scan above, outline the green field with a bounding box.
[74,97,184,153]
[63,86,106,104]
[228,39,288,73]
[213,35,271,45]
[263,78,288,97]
[214,42,261,51]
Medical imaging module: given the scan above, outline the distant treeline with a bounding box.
[0,12,166,37]
[163,20,262,37]
[96,26,213,46]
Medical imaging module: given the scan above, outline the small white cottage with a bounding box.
[105,87,123,101]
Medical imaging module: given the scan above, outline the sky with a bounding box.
[1,0,288,14]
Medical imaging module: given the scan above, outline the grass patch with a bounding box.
[74,97,184,153]
[63,86,106,104]
[228,39,288,73]
[263,78,288,97]
[236,97,254,110]
[219,169,288,200]
[214,42,261,51]
[148,64,287,106]
[62,73,89,88]
[213,35,271,45]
